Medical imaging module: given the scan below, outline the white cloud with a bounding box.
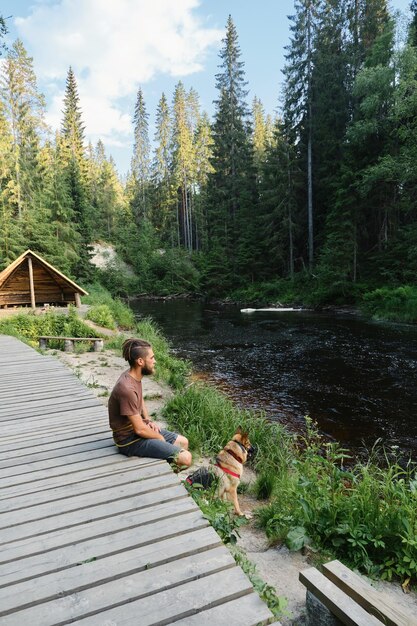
[14,0,222,163]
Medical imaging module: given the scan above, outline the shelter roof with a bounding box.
[0,250,88,295]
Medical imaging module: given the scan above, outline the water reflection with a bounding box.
[131,299,417,458]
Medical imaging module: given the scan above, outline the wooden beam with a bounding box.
[27,256,36,309]
[74,292,81,308]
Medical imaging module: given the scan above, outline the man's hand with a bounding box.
[147,421,161,433]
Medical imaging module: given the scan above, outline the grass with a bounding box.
[361,285,417,323]
[164,383,417,584]
[83,283,135,329]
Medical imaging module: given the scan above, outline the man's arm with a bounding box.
[141,400,161,433]
[128,413,164,440]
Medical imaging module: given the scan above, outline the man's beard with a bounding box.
[142,365,154,376]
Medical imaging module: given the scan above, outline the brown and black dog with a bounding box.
[185,427,254,516]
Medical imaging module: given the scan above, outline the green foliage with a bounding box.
[163,382,294,474]
[361,286,417,323]
[85,304,116,329]
[135,317,190,389]
[186,483,246,545]
[83,283,135,329]
[256,418,417,582]
[0,308,98,347]
[253,471,278,501]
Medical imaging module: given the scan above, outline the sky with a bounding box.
[1,0,412,175]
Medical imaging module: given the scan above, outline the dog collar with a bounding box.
[225,448,244,464]
[215,462,241,479]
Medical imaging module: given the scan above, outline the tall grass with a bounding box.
[361,285,417,323]
[163,383,294,472]
[83,283,135,329]
[256,419,417,582]
[0,308,98,348]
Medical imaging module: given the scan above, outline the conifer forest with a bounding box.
[1,2,417,312]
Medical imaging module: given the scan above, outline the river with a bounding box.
[131,298,417,459]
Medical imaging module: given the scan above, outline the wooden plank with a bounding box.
[0,462,169,514]
[173,593,274,625]
[0,429,111,455]
[0,487,190,565]
[0,492,193,564]
[0,507,208,588]
[0,419,109,444]
[0,528,222,615]
[0,438,113,468]
[0,472,179,542]
[323,560,417,626]
[0,398,104,421]
[0,450,120,486]
[299,568,382,626]
[0,446,118,478]
[1,562,252,626]
[0,457,143,499]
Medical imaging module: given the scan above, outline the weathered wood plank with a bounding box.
[0,486,189,563]
[0,472,179,542]
[0,462,170,514]
[0,433,114,469]
[0,507,208,589]
[323,560,417,626]
[1,561,252,626]
[0,449,120,486]
[173,593,274,625]
[0,446,118,478]
[0,529,222,615]
[0,457,148,499]
[299,568,382,626]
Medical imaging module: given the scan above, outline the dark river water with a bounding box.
[131,299,417,459]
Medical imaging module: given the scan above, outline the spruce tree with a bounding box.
[283,1,320,271]
[131,87,151,220]
[152,92,174,243]
[61,66,93,281]
[205,15,257,289]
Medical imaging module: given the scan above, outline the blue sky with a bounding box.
[1,0,411,175]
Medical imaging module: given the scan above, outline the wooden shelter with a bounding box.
[0,250,88,309]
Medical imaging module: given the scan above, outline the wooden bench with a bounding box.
[38,336,104,352]
[300,560,417,626]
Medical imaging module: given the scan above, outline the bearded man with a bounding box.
[108,338,191,468]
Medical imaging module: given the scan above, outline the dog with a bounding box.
[185,426,254,516]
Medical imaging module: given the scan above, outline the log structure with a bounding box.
[0,250,88,309]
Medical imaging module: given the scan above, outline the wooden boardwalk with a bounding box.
[0,335,274,625]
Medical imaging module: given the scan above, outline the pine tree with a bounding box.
[171,81,197,250]
[151,93,174,243]
[0,39,46,220]
[131,87,151,220]
[205,15,257,289]
[60,66,93,281]
[283,1,320,271]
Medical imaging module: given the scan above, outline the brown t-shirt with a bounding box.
[108,371,143,446]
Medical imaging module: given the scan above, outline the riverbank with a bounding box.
[50,341,417,625]
[1,301,416,623]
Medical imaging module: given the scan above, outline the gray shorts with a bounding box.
[118,429,181,461]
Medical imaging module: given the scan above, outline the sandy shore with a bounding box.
[50,343,417,625]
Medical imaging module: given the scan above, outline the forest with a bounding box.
[1,1,417,317]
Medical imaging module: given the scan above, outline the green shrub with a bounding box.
[83,283,135,329]
[86,305,116,329]
[0,308,98,347]
[256,419,417,582]
[361,285,417,323]
[162,382,294,473]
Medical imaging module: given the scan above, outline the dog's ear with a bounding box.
[235,425,243,435]
[241,432,250,445]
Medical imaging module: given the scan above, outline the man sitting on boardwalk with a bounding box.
[108,338,192,468]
